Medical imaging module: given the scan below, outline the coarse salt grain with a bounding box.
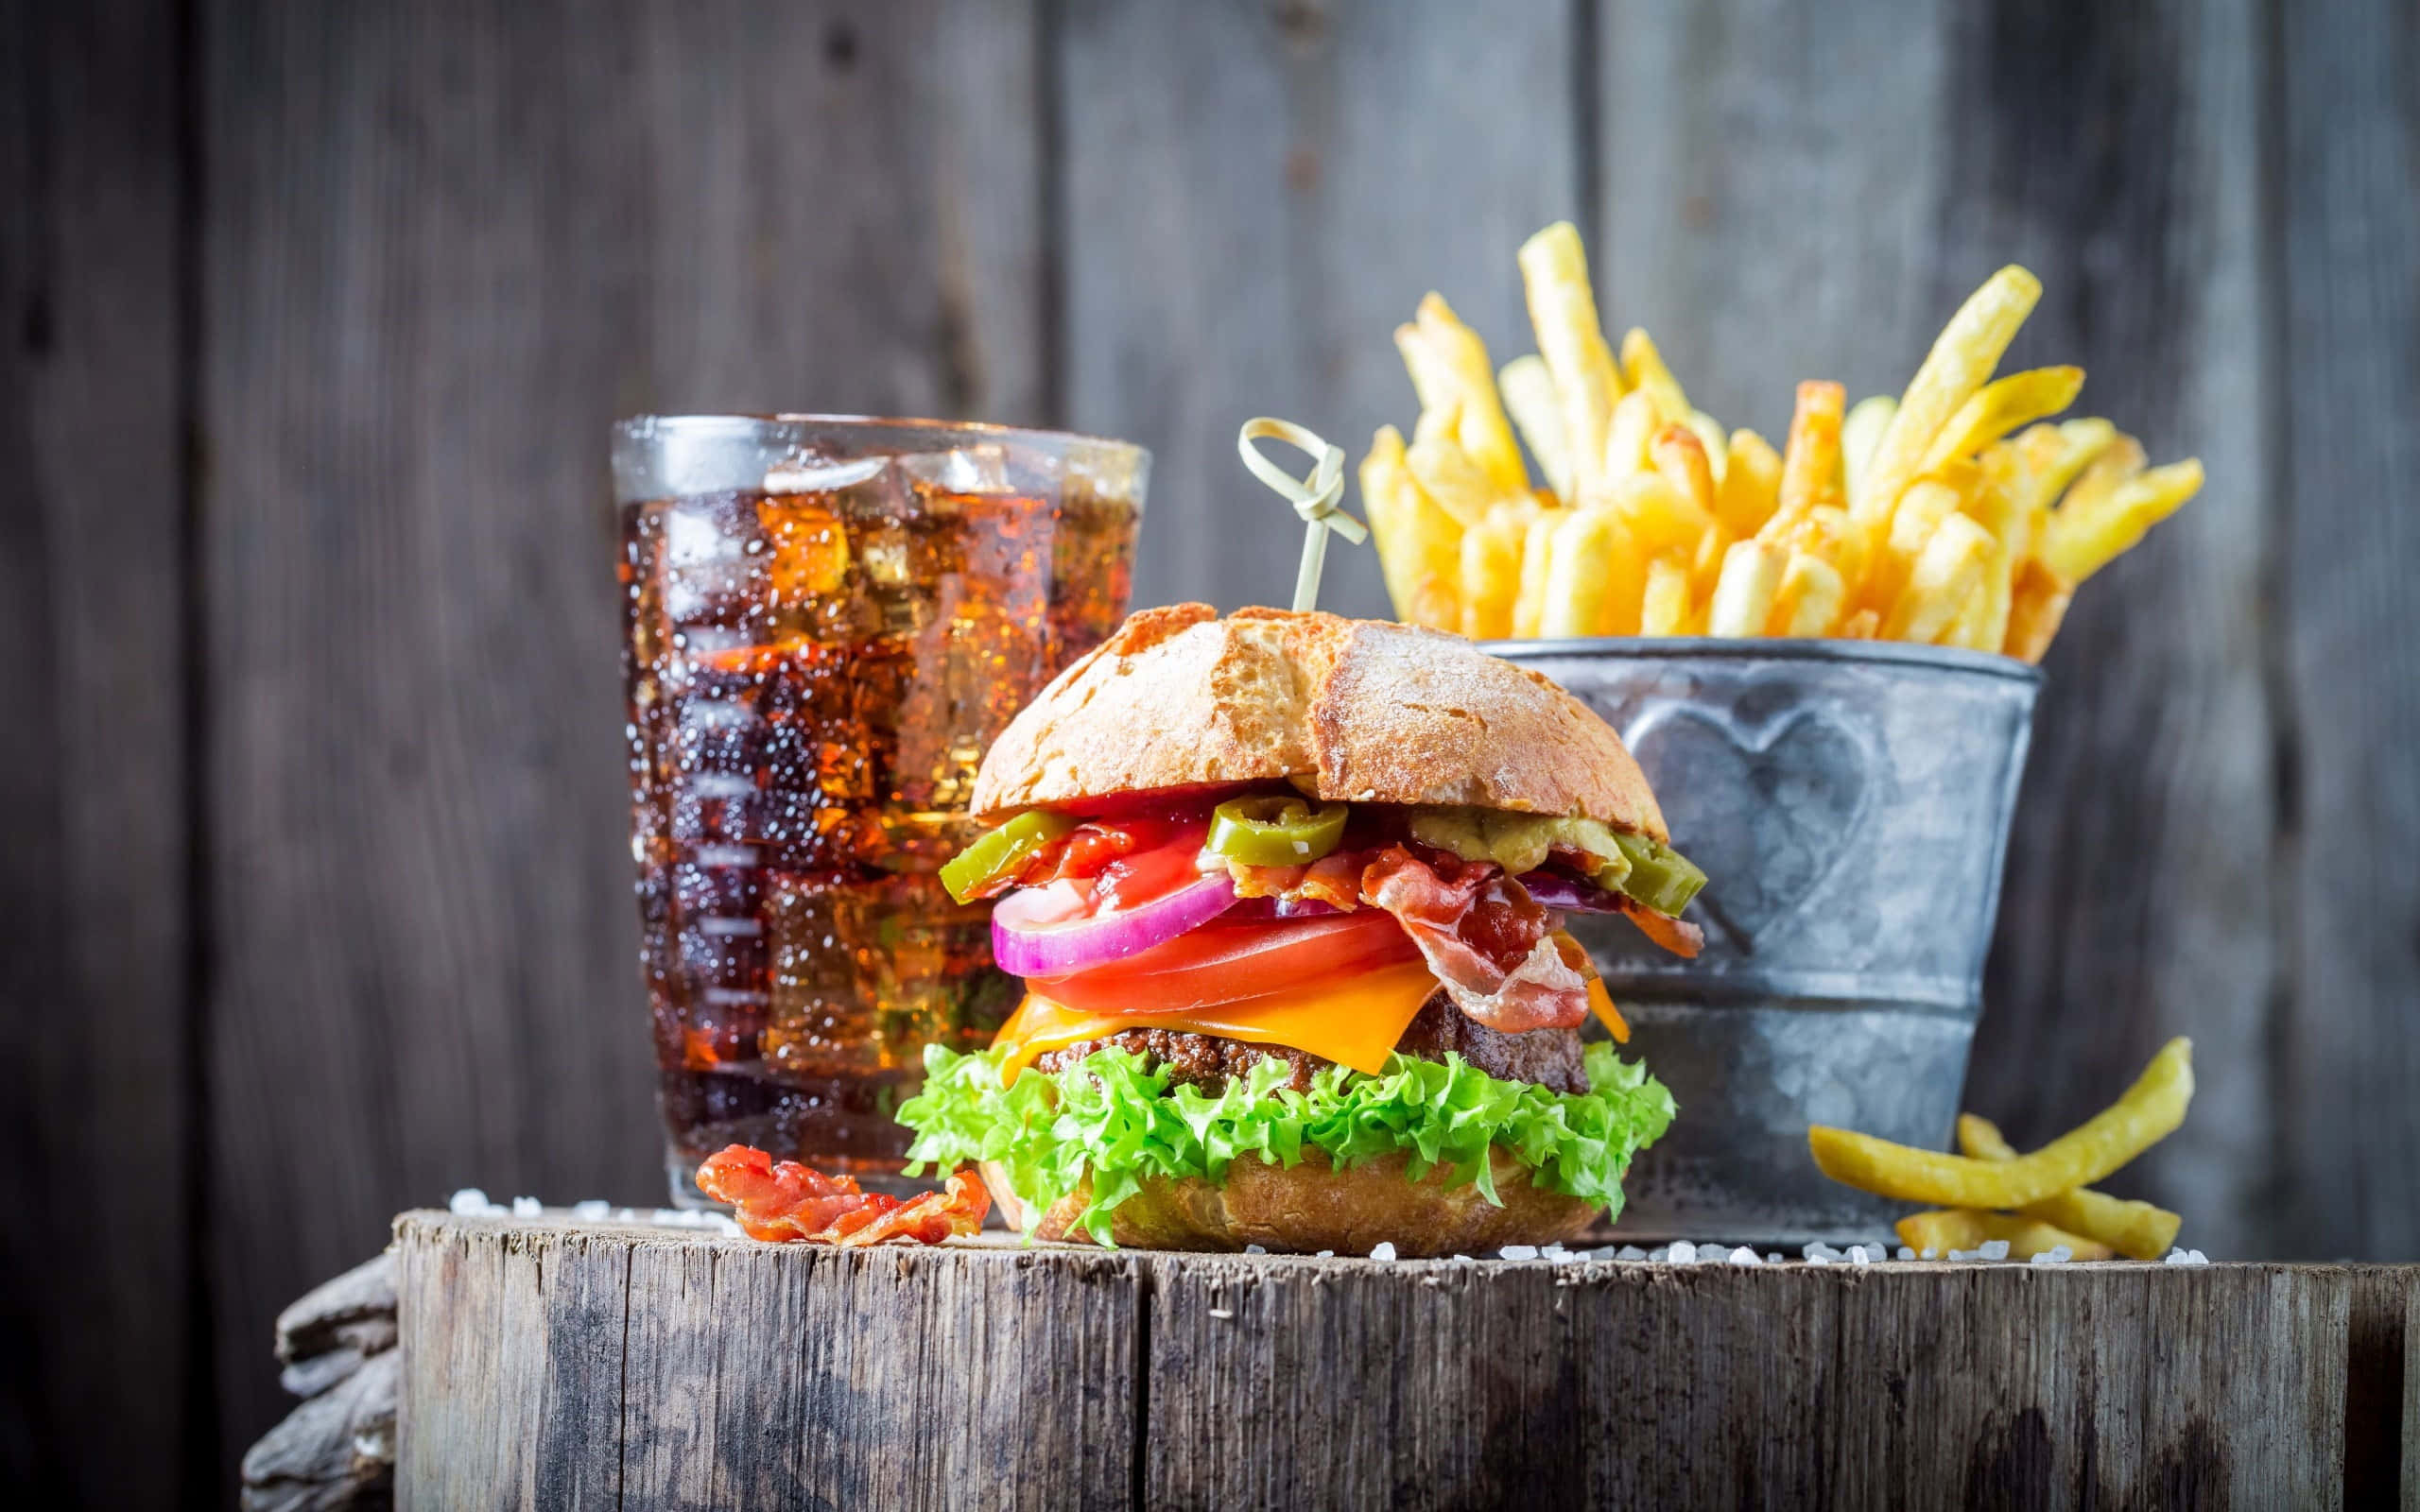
[511,1196,544,1216]
[1208,1309,1233,1320]
[1848,1246,1872,1266]
[1978,1240,2010,1262]
[2031,1246,2072,1265]
[1728,1246,1761,1266]
[1500,1245,1539,1261]
[2164,1247,2191,1264]
[1244,1244,1268,1255]
[572,1200,611,1220]
[2189,1249,2209,1264]
[1614,1245,1648,1262]
[1808,1253,1831,1265]
[1802,1242,1840,1262]
[1315,1249,1334,1259]
[1648,1247,1671,1263]
[449,1188,491,1215]
[1896,1246,1916,1261]
[1667,1242,1696,1263]
[1370,1242,1398,1262]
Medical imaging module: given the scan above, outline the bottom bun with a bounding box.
[981,1147,1600,1256]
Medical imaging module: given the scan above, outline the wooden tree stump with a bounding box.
[396,1211,2417,1509]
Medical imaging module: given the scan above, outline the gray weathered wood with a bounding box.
[2273,0,2420,1263]
[397,1213,2417,1508]
[199,0,1049,1477]
[0,1,192,1505]
[1059,0,1582,620]
[397,1212,1141,1509]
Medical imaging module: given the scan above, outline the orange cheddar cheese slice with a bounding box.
[990,959,1441,1083]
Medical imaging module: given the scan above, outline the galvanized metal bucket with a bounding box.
[1489,638,2042,1244]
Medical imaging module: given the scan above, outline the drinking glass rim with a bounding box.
[613,412,1150,459]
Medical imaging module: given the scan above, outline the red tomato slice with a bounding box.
[1027,909,1424,1016]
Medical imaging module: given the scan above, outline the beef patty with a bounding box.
[1028,992,1592,1096]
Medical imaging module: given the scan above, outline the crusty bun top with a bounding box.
[970,605,1667,837]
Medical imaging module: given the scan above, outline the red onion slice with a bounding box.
[1513,870,1627,915]
[993,873,1238,978]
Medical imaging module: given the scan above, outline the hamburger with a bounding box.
[898,605,1703,1254]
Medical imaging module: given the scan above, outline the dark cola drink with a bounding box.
[613,418,1145,1200]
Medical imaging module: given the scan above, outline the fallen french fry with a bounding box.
[1707,540,1785,637]
[1457,504,1528,640]
[2004,557,2074,662]
[1639,554,1693,636]
[1854,266,2043,531]
[1809,1039,2193,1209]
[1841,395,1896,501]
[1716,428,1783,537]
[1771,549,1847,637]
[1762,381,1846,541]
[2040,458,2204,583]
[1883,510,1994,644]
[1958,1115,2183,1262]
[1406,403,1509,528]
[1541,507,1645,637]
[1518,222,1625,495]
[1398,293,1529,497]
[1917,365,2085,475]
[1894,1210,2115,1263]
[1498,354,1572,500]
[1359,425,1461,630]
[1622,327,1690,421]
[1512,508,1562,638]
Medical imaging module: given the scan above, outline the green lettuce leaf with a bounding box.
[898,1040,1676,1246]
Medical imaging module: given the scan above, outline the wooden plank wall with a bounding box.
[2,0,2413,1503]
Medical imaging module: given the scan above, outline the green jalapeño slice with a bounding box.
[1204,796,1351,868]
[1611,830,1708,917]
[941,810,1078,904]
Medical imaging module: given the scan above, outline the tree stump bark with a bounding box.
[395,1211,2417,1509]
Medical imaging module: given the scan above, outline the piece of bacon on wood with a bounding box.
[1359,846,1592,1033]
[694,1145,990,1246]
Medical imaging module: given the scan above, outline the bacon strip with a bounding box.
[695,1145,990,1246]
[1227,850,1366,911]
[1359,846,1590,1032]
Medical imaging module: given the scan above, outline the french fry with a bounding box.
[1685,410,1729,484]
[1810,1039,2193,1209]
[1457,503,1529,640]
[1893,1209,2115,1263]
[1606,471,1715,559]
[1839,608,1880,640]
[1518,222,1625,495]
[1497,354,1572,499]
[1359,425,1461,630]
[1639,555,1694,636]
[1958,1115,2183,1262]
[1397,293,1529,497]
[2004,557,2074,662]
[1512,508,1563,638]
[1707,540,1785,637]
[2040,458,2204,583]
[1541,507,1646,637]
[1599,388,1665,485]
[1621,327,1690,421]
[1771,549,1847,637]
[1917,365,2085,475]
[1853,266,2043,530]
[1883,510,1994,644]
[1841,394,1896,501]
[1867,475,1963,611]
[1716,428,1783,537]
[1405,403,1508,528]
[1651,423,1719,520]
[1762,381,1846,541]
[1960,448,2031,652]
[1785,504,1866,589]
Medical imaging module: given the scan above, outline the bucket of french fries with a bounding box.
[1361,224,2204,1242]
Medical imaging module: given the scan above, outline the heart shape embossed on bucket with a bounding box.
[1621,699,1875,952]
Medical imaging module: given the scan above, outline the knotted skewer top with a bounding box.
[1237,417,1369,612]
